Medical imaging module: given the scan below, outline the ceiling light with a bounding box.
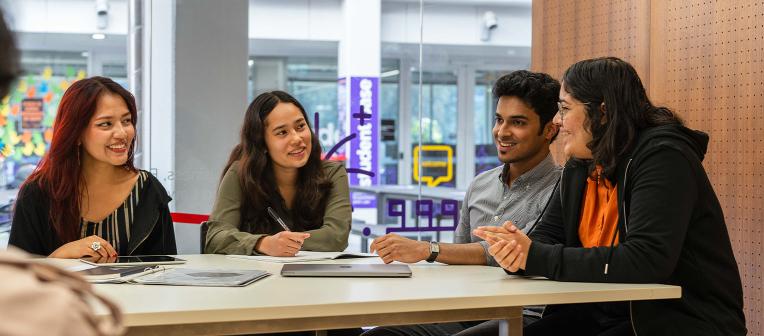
[381,69,400,78]
[91,33,106,40]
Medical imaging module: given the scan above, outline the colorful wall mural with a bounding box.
[0,66,87,186]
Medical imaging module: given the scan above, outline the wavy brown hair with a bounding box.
[562,57,682,180]
[222,91,331,234]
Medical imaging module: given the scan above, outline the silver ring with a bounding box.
[90,241,101,252]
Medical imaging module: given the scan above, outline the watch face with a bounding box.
[426,242,440,263]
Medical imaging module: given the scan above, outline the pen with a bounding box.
[266,207,291,232]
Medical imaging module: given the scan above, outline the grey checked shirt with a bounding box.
[454,153,561,266]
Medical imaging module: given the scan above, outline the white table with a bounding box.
[88,255,680,336]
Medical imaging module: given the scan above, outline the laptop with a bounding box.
[280,264,412,278]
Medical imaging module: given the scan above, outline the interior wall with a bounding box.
[650,2,763,333]
[532,0,763,334]
[531,0,649,163]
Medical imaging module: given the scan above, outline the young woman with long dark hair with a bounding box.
[472,57,745,335]
[205,90,351,256]
[9,76,177,259]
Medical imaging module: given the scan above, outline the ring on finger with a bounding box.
[90,241,102,252]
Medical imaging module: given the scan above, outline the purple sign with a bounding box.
[347,76,379,208]
[383,198,459,234]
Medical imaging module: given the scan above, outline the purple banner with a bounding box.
[347,76,379,208]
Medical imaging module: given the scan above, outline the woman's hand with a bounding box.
[474,221,531,272]
[49,235,118,260]
[256,232,311,256]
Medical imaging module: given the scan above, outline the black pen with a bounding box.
[266,207,291,232]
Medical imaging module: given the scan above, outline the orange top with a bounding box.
[578,166,620,248]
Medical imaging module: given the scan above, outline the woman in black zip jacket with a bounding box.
[9,77,176,259]
[473,57,746,336]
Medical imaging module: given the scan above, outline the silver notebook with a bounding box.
[280,264,412,278]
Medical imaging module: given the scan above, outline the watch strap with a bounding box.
[426,241,439,263]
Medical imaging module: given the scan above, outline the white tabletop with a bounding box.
[79,254,680,334]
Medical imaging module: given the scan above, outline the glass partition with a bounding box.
[1,0,532,252]
[410,69,458,188]
[0,2,128,248]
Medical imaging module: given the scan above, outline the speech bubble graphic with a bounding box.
[412,145,454,187]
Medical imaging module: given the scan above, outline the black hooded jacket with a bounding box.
[522,125,746,335]
[9,170,177,256]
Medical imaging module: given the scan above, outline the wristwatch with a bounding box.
[426,241,440,263]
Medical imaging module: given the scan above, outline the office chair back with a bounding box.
[200,221,209,253]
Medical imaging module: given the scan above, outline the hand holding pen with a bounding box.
[267,207,291,232]
[254,207,311,256]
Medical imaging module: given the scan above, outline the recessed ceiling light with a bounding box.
[381,69,400,78]
[92,33,106,40]
[248,59,254,67]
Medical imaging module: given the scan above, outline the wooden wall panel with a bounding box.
[651,1,764,334]
[533,0,763,334]
[531,0,650,163]
[531,0,650,82]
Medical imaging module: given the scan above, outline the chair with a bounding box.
[199,221,210,253]
[170,212,210,254]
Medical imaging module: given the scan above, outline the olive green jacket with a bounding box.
[205,160,351,255]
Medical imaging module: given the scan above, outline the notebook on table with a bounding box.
[69,263,270,286]
[280,263,412,278]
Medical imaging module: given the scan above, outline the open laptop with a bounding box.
[280,264,412,278]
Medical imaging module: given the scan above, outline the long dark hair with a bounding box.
[562,57,682,180]
[222,91,331,234]
[26,77,138,243]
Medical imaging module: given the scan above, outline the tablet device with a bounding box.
[281,264,412,278]
[79,255,186,266]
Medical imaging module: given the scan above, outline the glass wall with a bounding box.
[0,2,128,248]
[410,70,458,188]
[379,60,400,185]
[474,70,508,175]
[2,0,531,252]
[285,58,340,155]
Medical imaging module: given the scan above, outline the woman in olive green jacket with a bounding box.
[205,91,351,256]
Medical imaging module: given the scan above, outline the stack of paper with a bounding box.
[131,268,271,287]
[226,251,378,263]
[71,264,164,284]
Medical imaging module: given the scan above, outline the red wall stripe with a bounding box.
[170,212,209,224]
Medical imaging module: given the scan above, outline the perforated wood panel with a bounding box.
[533,0,763,334]
[651,1,764,334]
[531,0,650,82]
[531,0,650,163]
